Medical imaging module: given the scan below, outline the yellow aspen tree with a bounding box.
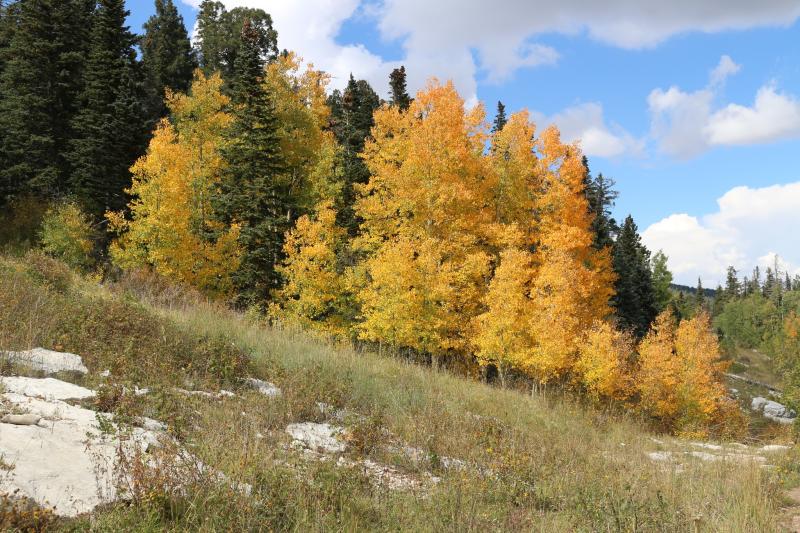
[575,321,635,402]
[271,200,354,337]
[473,247,535,385]
[107,71,240,297]
[524,127,615,383]
[637,310,739,437]
[356,80,491,364]
[263,52,343,211]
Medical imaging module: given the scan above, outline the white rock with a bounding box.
[0,377,159,517]
[246,378,281,398]
[752,396,796,424]
[286,422,346,453]
[761,444,791,453]
[100,369,111,378]
[690,442,723,451]
[3,348,88,375]
[1,376,95,400]
[1,413,41,425]
[647,451,673,462]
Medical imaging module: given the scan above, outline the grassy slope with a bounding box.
[1,253,795,532]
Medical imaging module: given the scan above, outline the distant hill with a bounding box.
[670,283,717,298]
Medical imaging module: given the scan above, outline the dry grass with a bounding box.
[0,253,795,531]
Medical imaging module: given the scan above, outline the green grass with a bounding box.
[0,253,796,531]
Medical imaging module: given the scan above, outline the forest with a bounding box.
[1,0,799,441]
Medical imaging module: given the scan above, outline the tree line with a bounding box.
[0,0,742,437]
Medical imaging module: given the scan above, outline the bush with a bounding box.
[39,201,95,270]
[0,194,48,251]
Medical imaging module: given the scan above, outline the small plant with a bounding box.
[39,200,95,271]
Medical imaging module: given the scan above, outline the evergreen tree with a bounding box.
[582,156,619,250]
[694,277,706,311]
[492,101,507,133]
[195,0,277,84]
[69,0,148,217]
[213,19,287,306]
[141,0,196,118]
[327,74,380,234]
[651,249,673,312]
[724,266,740,300]
[0,0,93,204]
[612,215,657,337]
[388,65,411,111]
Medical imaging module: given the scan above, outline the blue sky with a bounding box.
[127,0,800,285]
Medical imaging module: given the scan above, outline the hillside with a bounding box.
[1,253,798,531]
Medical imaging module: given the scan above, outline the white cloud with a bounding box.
[188,1,800,104]
[537,103,643,158]
[705,86,800,145]
[709,55,741,87]
[642,181,800,285]
[649,57,800,157]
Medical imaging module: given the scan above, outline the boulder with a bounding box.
[286,422,346,453]
[0,377,159,517]
[751,396,796,424]
[2,348,88,375]
[246,378,281,398]
[1,413,41,425]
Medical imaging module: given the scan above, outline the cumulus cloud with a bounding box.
[536,103,643,158]
[649,56,800,157]
[641,181,800,285]
[185,1,800,103]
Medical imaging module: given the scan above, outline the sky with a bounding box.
[127,0,800,286]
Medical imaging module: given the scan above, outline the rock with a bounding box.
[2,348,88,375]
[286,422,346,453]
[751,396,796,424]
[1,413,42,425]
[100,369,111,378]
[0,377,161,517]
[647,451,673,462]
[1,376,95,401]
[761,444,791,453]
[690,442,723,451]
[246,378,281,398]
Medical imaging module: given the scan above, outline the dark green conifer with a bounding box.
[492,101,507,133]
[141,0,196,118]
[582,156,619,250]
[388,65,411,111]
[69,0,148,217]
[0,0,93,204]
[612,215,657,337]
[213,19,287,306]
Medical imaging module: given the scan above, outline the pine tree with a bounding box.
[612,215,657,337]
[213,19,287,306]
[651,250,673,312]
[141,0,196,118]
[492,101,507,133]
[582,156,618,250]
[724,266,740,300]
[0,0,93,204]
[327,74,380,234]
[388,65,411,111]
[194,0,277,84]
[69,0,148,217]
[694,278,706,311]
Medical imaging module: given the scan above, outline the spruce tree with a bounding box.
[327,74,380,234]
[141,0,196,118]
[492,101,507,133]
[694,278,706,311]
[724,266,740,300]
[612,215,657,337]
[582,156,619,249]
[0,0,93,204]
[195,0,277,85]
[651,249,673,312]
[388,65,411,111]
[213,19,287,306]
[69,0,147,217]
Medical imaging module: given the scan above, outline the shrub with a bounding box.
[39,201,95,270]
[0,195,48,252]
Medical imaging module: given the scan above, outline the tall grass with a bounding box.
[0,254,791,531]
